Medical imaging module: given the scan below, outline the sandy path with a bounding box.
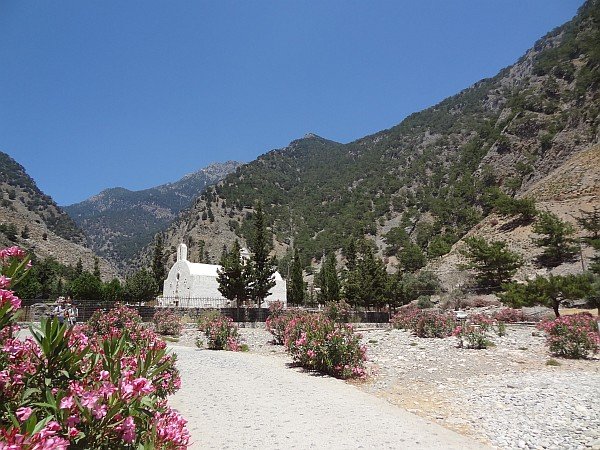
[169,346,490,449]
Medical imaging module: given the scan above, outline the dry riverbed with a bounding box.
[175,324,600,450]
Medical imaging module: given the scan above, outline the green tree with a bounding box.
[247,202,275,307]
[124,269,158,304]
[93,257,101,279]
[152,235,166,291]
[398,242,426,273]
[461,237,523,291]
[288,248,305,305]
[532,211,579,267]
[344,243,388,309]
[589,239,600,275]
[499,274,592,317]
[102,278,123,302]
[577,206,600,240]
[387,271,440,310]
[75,258,83,277]
[586,274,600,315]
[69,272,103,300]
[318,253,340,304]
[217,240,250,308]
[493,194,537,221]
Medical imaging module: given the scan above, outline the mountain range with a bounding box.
[64,161,241,269]
[1,1,598,292]
[142,0,599,284]
[0,151,118,278]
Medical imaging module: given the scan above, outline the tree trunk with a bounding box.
[552,300,560,318]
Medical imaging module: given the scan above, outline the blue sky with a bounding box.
[0,1,584,205]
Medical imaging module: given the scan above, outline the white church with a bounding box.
[160,243,287,308]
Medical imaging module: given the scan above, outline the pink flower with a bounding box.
[98,370,109,381]
[66,415,80,427]
[59,395,74,409]
[92,403,108,419]
[117,416,136,443]
[68,427,80,438]
[0,275,11,288]
[80,392,99,409]
[15,406,32,422]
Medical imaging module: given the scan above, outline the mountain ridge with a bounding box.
[144,0,599,283]
[64,160,242,269]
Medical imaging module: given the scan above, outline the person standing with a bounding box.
[67,299,79,326]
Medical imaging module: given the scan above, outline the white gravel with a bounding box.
[168,345,490,450]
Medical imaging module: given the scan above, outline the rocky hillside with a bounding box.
[146,1,599,282]
[430,143,600,289]
[64,161,241,269]
[0,151,118,278]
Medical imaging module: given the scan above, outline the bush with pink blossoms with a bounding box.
[537,313,600,359]
[284,314,367,379]
[266,308,306,345]
[0,247,190,449]
[153,309,183,336]
[391,307,456,338]
[324,299,352,323]
[202,315,241,351]
[493,308,525,323]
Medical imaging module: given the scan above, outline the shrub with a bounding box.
[0,248,189,449]
[493,308,525,323]
[414,311,456,338]
[266,309,306,345]
[391,307,455,338]
[153,309,183,336]
[197,309,222,331]
[537,313,600,359]
[203,315,241,351]
[284,314,367,379]
[323,299,352,323]
[453,323,493,349]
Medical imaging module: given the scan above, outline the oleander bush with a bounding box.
[202,315,241,351]
[153,309,183,336]
[391,307,456,338]
[537,313,600,359]
[493,308,525,323]
[323,299,352,323]
[0,247,190,449]
[196,309,222,332]
[284,314,366,379]
[265,307,306,345]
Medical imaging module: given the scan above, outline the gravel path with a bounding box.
[168,345,490,450]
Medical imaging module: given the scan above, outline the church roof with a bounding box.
[186,262,220,277]
[183,260,283,280]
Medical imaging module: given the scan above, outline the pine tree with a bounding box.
[288,249,305,305]
[217,240,250,308]
[317,252,340,304]
[499,274,592,317]
[399,242,426,273]
[344,243,388,308]
[577,206,600,240]
[93,257,101,279]
[75,258,83,277]
[152,235,166,292]
[532,211,579,267]
[248,202,275,307]
[461,237,523,291]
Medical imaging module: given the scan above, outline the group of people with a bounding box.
[51,297,79,326]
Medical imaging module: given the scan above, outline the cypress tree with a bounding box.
[152,235,166,290]
[288,249,305,305]
[93,257,101,279]
[248,202,275,307]
[217,240,250,308]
